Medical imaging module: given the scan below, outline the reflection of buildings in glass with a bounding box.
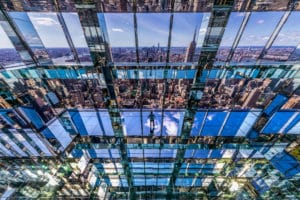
[111,47,137,62]
[24,79,55,121]
[282,88,300,109]
[263,46,295,61]
[174,0,212,12]
[197,78,292,109]
[136,0,171,12]
[184,27,197,62]
[139,44,167,62]
[115,79,192,108]
[232,47,264,63]
[47,79,106,108]
[215,47,231,62]
[102,0,133,12]
[0,49,23,67]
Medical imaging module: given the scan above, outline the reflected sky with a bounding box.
[137,13,170,47]
[238,12,283,47]
[272,12,300,46]
[219,12,245,47]
[104,13,135,47]
[10,12,44,47]
[0,25,14,49]
[28,12,69,48]
[62,13,89,48]
[171,13,202,47]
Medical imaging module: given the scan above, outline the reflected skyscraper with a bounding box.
[184,27,197,62]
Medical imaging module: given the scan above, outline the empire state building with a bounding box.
[184,27,197,62]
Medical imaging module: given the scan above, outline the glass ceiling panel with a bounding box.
[262,111,296,134]
[0,133,27,157]
[121,110,184,136]
[221,112,248,136]
[61,13,92,65]
[0,24,24,68]
[262,12,300,64]
[46,118,72,150]
[26,131,52,156]
[127,149,177,158]
[174,0,213,12]
[215,12,245,65]
[9,12,51,65]
[137,13,170,63]
[231,12,283,66]
[170,13,202,63]
[200,111,227,136]
[251,0,290,11]
[12,131,39,156]
[104,13,136,63]
[88,149,120,159]
[0,143,14,157]
[133,176,170,186]
[28,12,75,65]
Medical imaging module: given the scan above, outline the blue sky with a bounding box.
[137,13,170,47]
[28,12,70,48]
[238,12,283,47]
[272,12,300,46]
[171,13,203,47]
[219,12,245,47]
[104,13,205,48]
[10,12,88,48]
[104,13,135,47]
[10,12,44,47]
[0,24,15,49]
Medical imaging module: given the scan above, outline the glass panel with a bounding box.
[137,13,170,63]
[47,119,72,149]
[136,0,171,12]
[0,134,27,156]
[88,149,120,159]
[0,24,23,68]
[221,112,248,136]
[231,12,283,65]
[200,111,227,136]
[190,112,205,136]
[215,12,245,65]
[62,13,92,65]
[0,143,14,156]
[174,0,213,12]
[104,13,136,62]
[27,132,52,156]
[285,113,300,134]
[46,79,106,109]
[102,0,134,12]
[236,111,260,136]
[162,111,184,136]
[262,12,300,64]
[9,12,51,65]
[79,111,103,136]
[262,111,295,134]
[28,12,74,65]
[170,13,202,63]
[251,0,289,11]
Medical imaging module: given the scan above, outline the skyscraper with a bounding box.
[184,27,197,62]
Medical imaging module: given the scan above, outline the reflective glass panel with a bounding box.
[104,13,136,62]
[231,12,283,65]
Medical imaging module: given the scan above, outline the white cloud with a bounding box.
[112,28,124,32]
[32,17,59,26]
[257,19,264,24]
